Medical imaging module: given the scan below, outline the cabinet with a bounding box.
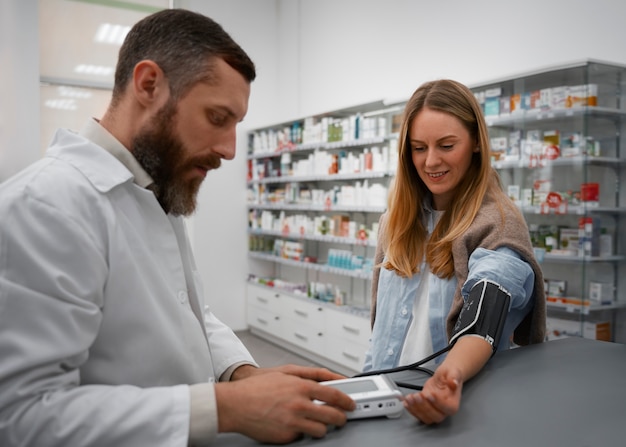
[246,283,371,375]
[470,60,626,343]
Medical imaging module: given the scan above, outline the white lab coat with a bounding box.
[0,128,255,446]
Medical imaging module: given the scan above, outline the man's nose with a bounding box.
[213,128,237,160]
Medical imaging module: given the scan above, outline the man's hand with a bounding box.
[215,370,356,444]
[231,363,346,382]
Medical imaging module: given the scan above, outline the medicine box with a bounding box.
[558,228,579,254]
[589,281,614,305]
[578,216,601,257]
[546,317,611,341]
[545,279,567,297]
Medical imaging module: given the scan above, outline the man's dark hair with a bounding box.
[111,8,256,105]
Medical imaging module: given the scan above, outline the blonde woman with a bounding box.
[363,79,546,424]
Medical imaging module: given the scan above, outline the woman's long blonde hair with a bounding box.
[383,79,512,279]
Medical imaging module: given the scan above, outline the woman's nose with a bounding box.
[424,149,440,167]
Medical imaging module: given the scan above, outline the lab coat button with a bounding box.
[387,348,394,356]
[401,307,408,316]
[178,290,188,303]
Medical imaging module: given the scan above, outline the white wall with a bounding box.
[285,0,626,118]
[3,0,626,331]
[0,0,39,182]
[180,0,280,329]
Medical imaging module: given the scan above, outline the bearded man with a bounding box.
[0,9,353,447]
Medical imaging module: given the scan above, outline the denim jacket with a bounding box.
[362,200,538,372]
[363,246,535,372]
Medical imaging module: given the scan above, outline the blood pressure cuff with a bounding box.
[449,279,510,354]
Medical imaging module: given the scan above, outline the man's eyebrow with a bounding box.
[208,105,245,122]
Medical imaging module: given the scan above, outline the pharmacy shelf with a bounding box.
[247,203,387,213]
[518,205,626,215]
[247,136,389,160]
[246,280,370,319]
[492,156,626,170]
[248,252,372,280]
[541,254,626,264]
[484,106,626,127]
[546,298,626,315]
[247,170,394,185]
[248,228,377,247]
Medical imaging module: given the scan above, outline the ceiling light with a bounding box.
[45,99,78,111]
[94,23,131,45]
[57,86,93,99]
[74,64,114,77]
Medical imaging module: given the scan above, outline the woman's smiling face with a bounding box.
[409,106,477,210]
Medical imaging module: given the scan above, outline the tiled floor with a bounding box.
[235,329,323,369]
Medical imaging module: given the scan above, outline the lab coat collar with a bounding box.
[46,126,134,194]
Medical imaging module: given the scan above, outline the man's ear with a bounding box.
[132,60,168,107]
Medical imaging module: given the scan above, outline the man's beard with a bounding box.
[131,102,220,216]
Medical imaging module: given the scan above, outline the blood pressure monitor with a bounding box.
[318,374,404,419]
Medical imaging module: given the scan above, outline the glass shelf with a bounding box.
[485,106,626,127]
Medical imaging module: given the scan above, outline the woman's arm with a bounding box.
[403,335,492,424]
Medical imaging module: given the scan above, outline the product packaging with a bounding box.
[578,216,601,257]
[546,317,611,341]
[589,281,614,305]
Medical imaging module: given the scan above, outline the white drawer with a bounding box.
[247,284,283,313]
[283,297,326,328]
[283,319,325,354]
[325,308,371,347]
[324,337,368,372]
[246,305,284,338]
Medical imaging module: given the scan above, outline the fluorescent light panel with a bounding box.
[57,86,93,99]
[45,99,78,111]
[94,22,131,45]
[74,64,114,76]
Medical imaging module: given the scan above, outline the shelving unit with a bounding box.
[245,100,403,373]
[471,60,626,343]
[245,61,626,373]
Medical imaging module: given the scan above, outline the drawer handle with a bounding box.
[342,352,360,361]
[294,309,309,317]
[294,332,308,341]
[256,297,268,304]
[256,317,268,325]
[342,325,360,334]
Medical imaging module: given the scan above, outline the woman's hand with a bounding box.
[404,335,493,424]
[403,365,463,424]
